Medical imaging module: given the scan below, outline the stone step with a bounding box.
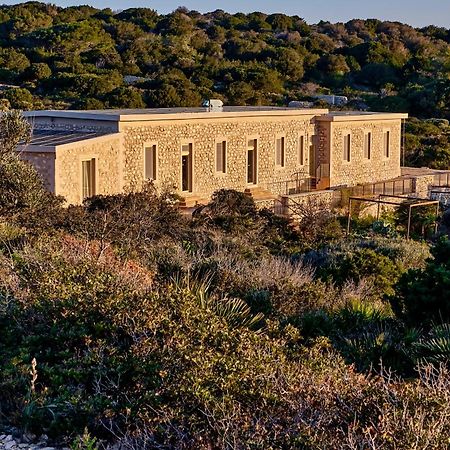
[178,195,210,208]
[244,187,277,202]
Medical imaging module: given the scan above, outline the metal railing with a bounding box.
[266,176,315,196]
[350,178,414,197]
[433,172,450,187]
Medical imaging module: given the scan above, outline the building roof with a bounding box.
[25,106,330,123]
[27,129,110,146]
[316,111,408,122]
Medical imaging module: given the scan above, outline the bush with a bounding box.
[305,237,425,298]
[0,154,63,227]
[0,109,32,155]
[61,184,187,259]
[3,236,450,448]
[391,238,450,326]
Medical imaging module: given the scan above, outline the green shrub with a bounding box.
[391,238,450,326]
[62,185,187,259]
[0,154,63,227]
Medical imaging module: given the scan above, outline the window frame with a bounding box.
[363,131,372,160]
[342,131,351,163]
[215,138,227,175]
[298,134,305,166]
[275,134,286,168]
[144,142,158,182]
[383,129,391,159]
[80,156,98,202]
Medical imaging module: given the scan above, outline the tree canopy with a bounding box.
[0,3,449,117]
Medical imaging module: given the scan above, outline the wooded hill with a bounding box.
[0,1,449,117]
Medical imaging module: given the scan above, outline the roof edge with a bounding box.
[25,111,120,121]
[316,112,409,122]
[25,108,330,123]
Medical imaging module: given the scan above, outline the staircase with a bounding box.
[178,195,210,214]
[244,187,277,203]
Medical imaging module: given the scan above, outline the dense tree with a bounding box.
[0,2,448,127]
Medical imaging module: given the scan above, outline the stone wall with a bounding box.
[20,151,55,192]
[55,135,123,205]
[276,190,337,219]
[330,119,402,187]
[413,174,435,198]
[121,116,316,198]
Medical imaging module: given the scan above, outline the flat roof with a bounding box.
[25,106,330,122]
[26,129,111,146]
[316,111,408,122]
[24,107,408,123]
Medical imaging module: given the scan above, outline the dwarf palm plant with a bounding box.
[412,323,450,365]
[172,272,264,330]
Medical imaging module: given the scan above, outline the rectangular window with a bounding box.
[299,135,305,165]
[144,144,157,180]
[384,131,390,158]
[82,158,96,200]
[343,133,351,162]
[364,132,371,159]
[181,143,193,192]
[276,136,285,167]
[215,140,227,173]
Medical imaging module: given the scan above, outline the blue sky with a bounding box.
[1,0,449,28]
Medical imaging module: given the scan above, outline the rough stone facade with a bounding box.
[54,135,123,205]
[121,116,315,198]
[328,119,402,187]
[21,108,409,206]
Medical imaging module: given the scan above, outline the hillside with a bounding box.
[0,2,449,117]
[1,112,450,448]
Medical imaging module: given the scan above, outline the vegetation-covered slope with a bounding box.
[2,112,450,448]
[0,2,450,117]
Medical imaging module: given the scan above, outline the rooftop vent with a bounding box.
[202,99,224,112]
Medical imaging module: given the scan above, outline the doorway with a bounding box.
[247,139,257,185]
[181,143,193,192]
[309,135,316,178]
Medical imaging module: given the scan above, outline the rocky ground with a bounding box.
[0,428,69,450]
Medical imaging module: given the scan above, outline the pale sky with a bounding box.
[1,0,449,28]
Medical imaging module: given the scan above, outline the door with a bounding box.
[181,143,193,192]
[309,135,316,178]
[247,139,257,184]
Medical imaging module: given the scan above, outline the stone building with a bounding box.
[20,106,408,206]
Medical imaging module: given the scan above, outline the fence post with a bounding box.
[346,198,352,235]
[407,205,412,240]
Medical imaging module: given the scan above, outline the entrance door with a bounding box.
[247,139,257,184]
[309,135,316,178]
[181,143,193,192]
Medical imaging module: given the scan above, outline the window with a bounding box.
[181,143,193,192]
[364,132,372,159]
[215,140,227,173]
[276,136,285,167]
[82,158,96,200]
[144,144,157,180]
[299,135,305,165]
[343,133,351,162]
[384,131,390,158]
